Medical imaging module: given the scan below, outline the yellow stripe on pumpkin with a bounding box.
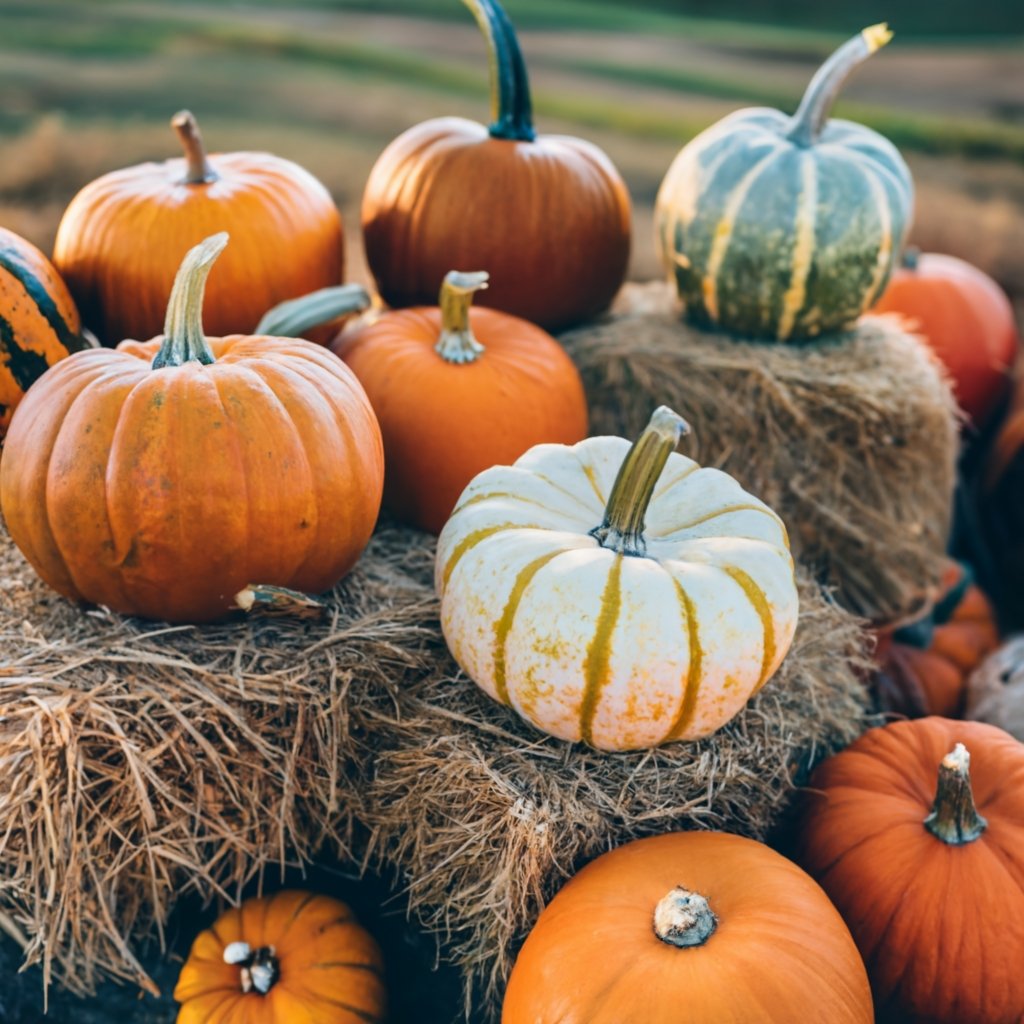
[721,565,777,691]
[665,576,704,741]
[442,522,538,589]
[579,555,624,747]
[776,153,818,341]
[857,164,894,315]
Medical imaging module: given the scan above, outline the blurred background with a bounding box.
[1,0,1023,315]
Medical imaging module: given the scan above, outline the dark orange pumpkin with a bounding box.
[797,717,1024,1023]
[873,561,999,718]
[872,250,1019,428]
[503,832,873,1024]
[0,227,85,439]
[331,270,588,534]
[361,0,631,332]
[53,111,343,345]
[0,234,383,623]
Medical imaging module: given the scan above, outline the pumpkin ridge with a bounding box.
[665,575,704,741]
[652,462,701,499]
[579,555,624,746]
[0,246,83,354]
[577,456,607,507]
[526,468,602,517]
[721,566,776,691]
[853,163,895,315]
[442,522,541,589]
[661,502,778,537]
[492,547,570,706]
[776,152,818,340]
[305,961,383,977]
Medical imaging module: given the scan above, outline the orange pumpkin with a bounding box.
[332,270,588,534]
[503,832,874,1024]
[174,890,386,1024]
[0,227,85,439]
[872,250,1019,428]
[53,111,343,345]
[873,561,999,718]
[0,233,383,623]
[361,0,631,332]
[797,717,1024,1023]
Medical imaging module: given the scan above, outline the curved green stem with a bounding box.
[786,23,892,147]
[255,284,371,338]
[462,0,536,142]
[591,406,690,558]
[152,233,227,370]
[171,110,218,185]
[924,743,988,845]
[436,270,489,364]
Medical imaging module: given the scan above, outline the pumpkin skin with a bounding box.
[966,637,1024,743]
[0,227,85,439]
[872,251,1019,428]
[797,717,1024,1024]
[333,271,588,535]
[873,562,1000,719]
[361,0,631,332]
[503,832,874,1024]
[174,890,386,1024]
[0,234,383,624]
[436,407,799,750]
[53,111,343,345]
[656,25,913,341]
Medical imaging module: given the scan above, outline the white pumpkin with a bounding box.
[435,406,799,751]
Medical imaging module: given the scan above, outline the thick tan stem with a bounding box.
[172,110,218,185]
[591,406,690,557]
[653,887,717,948]
[223,942,280,995]
[435,270,489,364]
[924,743,988,845]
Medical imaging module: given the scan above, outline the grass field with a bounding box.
[1,0,1022,307]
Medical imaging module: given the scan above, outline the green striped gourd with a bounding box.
[436,406,798,751]
[656,24,913,341]
[0,227,85,439]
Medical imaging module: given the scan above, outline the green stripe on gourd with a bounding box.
[656,24,913,342]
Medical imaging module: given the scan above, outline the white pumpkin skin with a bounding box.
[436,411,799,751]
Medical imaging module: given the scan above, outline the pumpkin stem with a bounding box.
[436,270,489,364]
[255,284,372,338]
[462,0,536,142]
[924,743,988,845]
[152,233,227,370]
[591,406,690,558]
[223,941,280,995]
[653,887,717,948]
[171,110,218,185]
[786,24,892,147]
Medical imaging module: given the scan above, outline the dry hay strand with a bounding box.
[0,520,444,998]
[360,569,871,1020]
[561,282,960,623]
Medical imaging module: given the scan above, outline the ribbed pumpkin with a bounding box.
[656,25,913,341]
[174,890,386,1024]
[873,562,1000,719]
[872,250,1019,428]
[331,270,588,534]
[0,227,85,439]
[436,406,799,750]
[53,111,343,345]
[0,234,383,624]
[503,832,874,1024]
[797,717,1024,1024]
[361,0,631,331]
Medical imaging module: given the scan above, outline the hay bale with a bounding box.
[562,282,959,622]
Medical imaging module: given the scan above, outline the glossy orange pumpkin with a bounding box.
[174,890,386,1024]
[0,234,383,623]
[873,562,999,718]
[361,0,631,332]
[0,227,85,438]
[332,270,588,534]
[798,717,1024,1023]
[872,250,1019,428]
[503,832,874,1024]
[53,111,343,345]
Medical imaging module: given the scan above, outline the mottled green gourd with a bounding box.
[656,24,913,342]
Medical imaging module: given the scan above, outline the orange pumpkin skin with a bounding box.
[797,718,1024,1024]
[503,832,874,1024]
[0,227,84,438]
[53,115,342,345]
[174,890,386,1024]
[334,291,588,535]
[872,252,1019,428]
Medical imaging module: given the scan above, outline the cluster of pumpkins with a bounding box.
[1,0,1023,1021]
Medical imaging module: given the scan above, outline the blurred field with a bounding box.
[1,0,1023,313]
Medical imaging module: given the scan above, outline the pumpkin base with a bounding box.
[562,283,959,624]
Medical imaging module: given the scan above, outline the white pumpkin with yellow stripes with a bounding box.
[656,24,913,342]
[435,407,799,751]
